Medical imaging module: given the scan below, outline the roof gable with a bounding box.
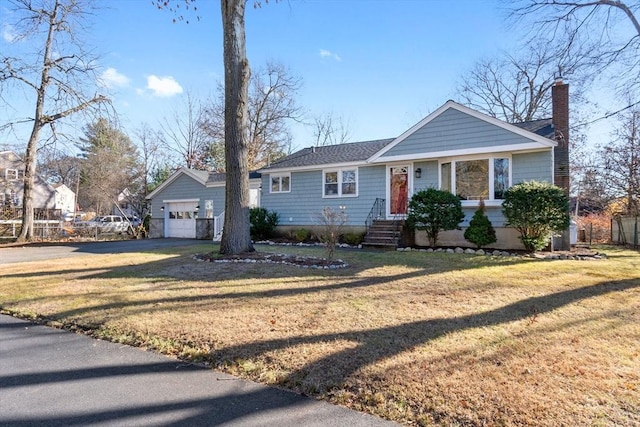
[368,101,556,162]
[146,168,208,200]
[146,167,262,199]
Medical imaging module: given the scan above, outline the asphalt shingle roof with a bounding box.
[261,138,395,171]
[260,115,554,172]
[512,118,554,139]
[187,169,261,185]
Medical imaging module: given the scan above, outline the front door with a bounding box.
[389,166,409,216]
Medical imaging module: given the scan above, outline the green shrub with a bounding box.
[292,228,311,242]
[142,214,151,232]
[249,207,279,240]
[502,181,570,252]
[341,232,365,246]
[464,199,497,248]
[407,188,465,247]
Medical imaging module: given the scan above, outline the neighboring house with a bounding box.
[146,168,262,239]
[113,188,137,219]
[53,183,76,217]
[0,150,56,214]
[147,81,570,249]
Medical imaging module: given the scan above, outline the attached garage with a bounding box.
[146,168,262,239]
[164,200,198,238]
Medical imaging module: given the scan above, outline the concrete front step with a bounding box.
[361,242,400,250]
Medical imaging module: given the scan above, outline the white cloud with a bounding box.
[2,24,17,43]
[319,49,341,61]
[99,67,130,88]
[146,75,183,97]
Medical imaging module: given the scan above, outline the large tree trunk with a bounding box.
[17,0,57,242]
[219,0,254,255]
[17,126,41,242]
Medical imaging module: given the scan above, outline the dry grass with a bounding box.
[1,244,639,426]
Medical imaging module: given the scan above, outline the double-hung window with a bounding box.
[5,169,19,181]
[440,157,510,202]
[270,173,290,193]
[323,168,357,197]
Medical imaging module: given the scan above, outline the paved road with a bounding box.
[0,238,205,264]
[0,315,397,427]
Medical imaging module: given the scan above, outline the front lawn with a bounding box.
[1,244,638,426]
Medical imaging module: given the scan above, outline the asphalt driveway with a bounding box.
[0,238,205,264]
[0,314,396,426]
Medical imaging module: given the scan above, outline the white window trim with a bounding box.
[322,168,358,198]
[5,169,18,180]
[438,154,512,207]
[269,173,291,193]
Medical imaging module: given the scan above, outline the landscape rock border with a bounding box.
[253,240,606,261]
[193,251,349,269]
[395,246,607,260]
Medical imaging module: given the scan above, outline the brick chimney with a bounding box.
[552,79,570,250]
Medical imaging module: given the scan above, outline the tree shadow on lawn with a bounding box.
[1,245,529,316]
[208,278,640,392]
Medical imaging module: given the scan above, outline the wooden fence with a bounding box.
[611,216,639,248]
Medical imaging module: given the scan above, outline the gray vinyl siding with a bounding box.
[413,160,438,191]
[512,151,553,184]
[149,174,225,218]
[262,165,386,227]
[460,206,508,227]
[381,108,537,158]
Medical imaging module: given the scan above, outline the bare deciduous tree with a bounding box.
[202,61,303,171]
[220,0,254,255]
[457,42,588,123]
[38,147,82,189]
[315,206,348,260]
[312,111,351,146]
[600,106,640,214]
[158,91,212,170]
[510,0,640,93]
[134,122,169,213]
[0,0,108,241]
[156,0,274,254]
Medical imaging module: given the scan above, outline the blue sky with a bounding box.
[0,0,614,154]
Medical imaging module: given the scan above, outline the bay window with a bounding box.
[440,157,510,202]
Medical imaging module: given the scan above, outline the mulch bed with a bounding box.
[194,251,349,269]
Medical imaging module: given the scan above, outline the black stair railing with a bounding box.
[365,198,385,234]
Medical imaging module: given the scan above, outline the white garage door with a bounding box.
[166,201,197,238]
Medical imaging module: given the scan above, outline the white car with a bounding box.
[76,215,128,234]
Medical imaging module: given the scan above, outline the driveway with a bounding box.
[0,238,204,264]
[0,314,396,426]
